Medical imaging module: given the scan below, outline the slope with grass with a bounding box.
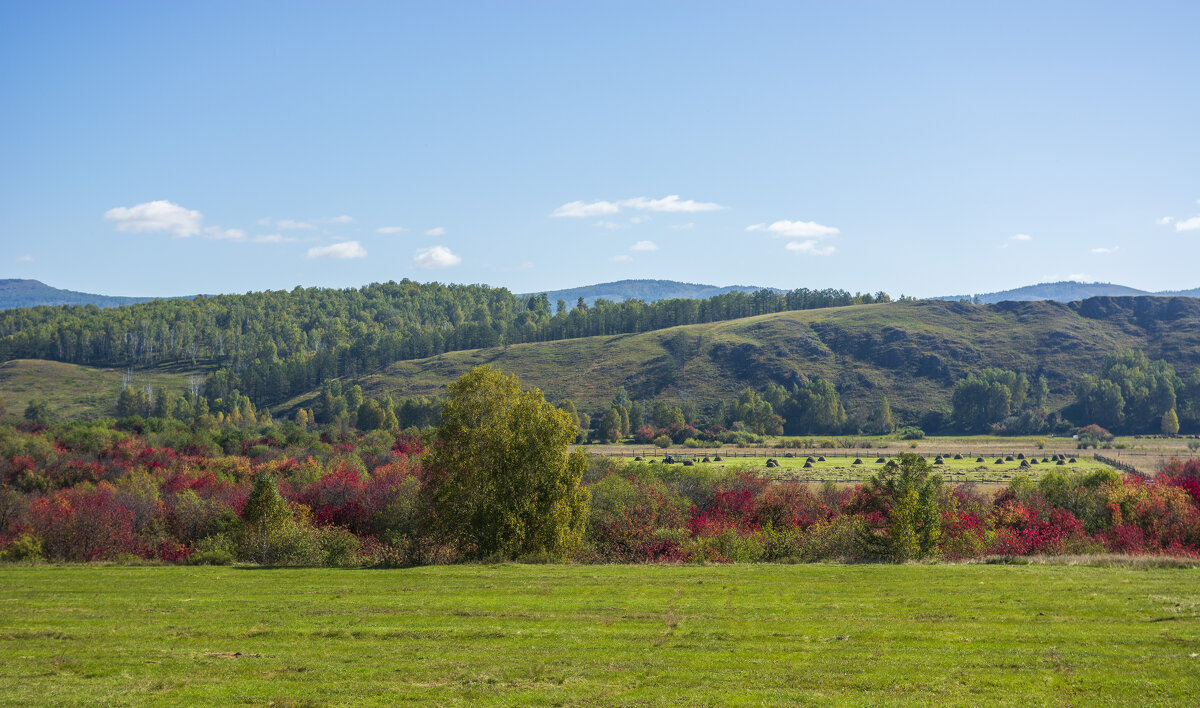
[280,296,1200,419]
[0,564,1196,705]
[0,359,211,420]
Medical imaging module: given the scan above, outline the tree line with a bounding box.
[0,280,888,410]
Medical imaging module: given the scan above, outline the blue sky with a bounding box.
[2,1,1198,298]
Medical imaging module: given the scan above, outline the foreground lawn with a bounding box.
[0,564,1198,706]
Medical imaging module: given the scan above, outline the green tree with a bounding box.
[240,471,294,564]
[426,366,590,560]
[862,453,943,561]
[875,395,895,434]
[23,398,56,425]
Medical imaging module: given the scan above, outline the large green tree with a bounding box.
[426,366,590,560]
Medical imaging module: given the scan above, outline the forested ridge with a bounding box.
[0,280,887,409]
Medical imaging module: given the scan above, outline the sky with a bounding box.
[1,1,1198,299]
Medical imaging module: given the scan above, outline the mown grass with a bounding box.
[1,564,1198,705]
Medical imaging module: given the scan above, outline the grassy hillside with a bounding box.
[280,297,1200,419]
[0,360,209,421]
[1,564,1196,705]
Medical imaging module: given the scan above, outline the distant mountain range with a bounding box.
[5,277,1200,311]
[521,279,778,307]
[932,281,1200,304]
[0,279,159,310]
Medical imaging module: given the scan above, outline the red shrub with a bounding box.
[29,483,141,561]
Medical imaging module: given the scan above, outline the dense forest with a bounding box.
[0,281,888,410]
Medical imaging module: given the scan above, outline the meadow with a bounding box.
[0,563,1198,706]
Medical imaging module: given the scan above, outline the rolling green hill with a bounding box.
[277,296,1200,421]
[6,296,1200,426]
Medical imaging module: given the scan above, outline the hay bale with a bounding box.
[784,452,795,458]
[803,461,813,468]
[1020,460,1030,468]
[876,457,886,463]
[713,456,723,461]
[1005,455,1014,461]
[934,457,944,465]
[1016,453,1025,460]
[1068,457,1077,463]
[634,456,643,461]
[806,456,816,463]
[1056,459,1066,466]
[995,458,1004,465]
[683,460,695,467]
[954,454,963,460]
[1030,459,1039,465]
[852,458,863,465]
[702,457,711,463]
[1042,457,1050,463]
[976,457,985,463]
[817,456,826,462]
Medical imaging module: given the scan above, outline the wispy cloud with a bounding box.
[205,227,246,241]
[277,219,317,230]
[552,195,724,218]
[1091,246,1119,254]
[747,220,840,238]
[610,254,632,262]
[327,215,354,224]
[669,223,696,230]
[785,240,836,256]
[15,254,34,263]
[1157,216,1175,226]
[1176,216,1200,232]
[552,200,621,218]
[377,226,408,234]
[630,240,658,252]
[414,245,461,269]
[254,234,297,244]
[306,241,367,259]
[424,226,446,237]
[105,200,204,238]
[593,220,625,230]
[1010,233,1033,242]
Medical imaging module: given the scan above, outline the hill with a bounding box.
[276,296,1200,422]
[0,360,210,420]
[0,279,160,310]
[934,281,1154,304]
[522,279,776,307]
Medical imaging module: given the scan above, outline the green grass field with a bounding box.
[610,453,1110,485]
[1,564,1198,705]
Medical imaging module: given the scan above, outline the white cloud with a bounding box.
[424,226,446,237]
[15,254,34,262]
[306,241,367,259]
[621,195,723,213]
[593,220,625,230]
[377,226,408,234]
[413,245,461,269]
[1175,216,1200,232]
[610,254,632,262]
[1010,233,1033,242]
[105,200,204,238]
[1090,246,1119,254]
[277,219,317,230]
[629,215,649,224]
[204,226,246,241]
[630,240,658,252]
[785,240,836,256]
[327,215,354,224]
[747,220,840,238]
[1157,216,1175,225]
[552,200,622,218]
[552,195,724,218]
[670,223,696,230]
[254,234,296,244]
